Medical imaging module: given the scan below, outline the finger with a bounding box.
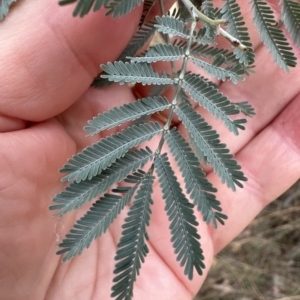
[209,90,300,252]
[0,0,142,126]
[0,119,75,298]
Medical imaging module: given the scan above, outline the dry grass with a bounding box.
[196,180,300,300]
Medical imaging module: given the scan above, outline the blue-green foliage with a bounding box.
[60,122,162,182]
[220,0,255,65]
[51,1,299,299]
[0,0,17,21]
[280,0,300,47]
[250,0,297,72]
[50,148,153,216]
[154,153,205,279]
[111,173,154,300]
[165,129,227,228]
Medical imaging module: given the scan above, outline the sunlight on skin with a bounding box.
[0,1,299,300]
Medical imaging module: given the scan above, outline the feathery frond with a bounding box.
[250,0,297,71]
[84,96,170,136]
[50,148,153,216]
[51,1,279,295]
[189,55,245,84]
[111,174,154,300]
[59,0,109,17]
[101,61,173,85]
[129,43,185,63]
[57,171,145,262]
[154,153,205,279]
[155,15,190,39]
[165,129,227,228]
[280,0,300,47]
[181,73,247,135]
[221,0,255,65]
[105,0,143,18]
[60,122,162,182]
[174,102,247,191]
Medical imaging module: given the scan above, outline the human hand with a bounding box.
[0,1,299,300]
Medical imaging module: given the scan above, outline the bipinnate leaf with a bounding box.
[220,0,255,65]
[101,62,174,85]
[111,174,154,300]
[181,73,247,135]
[84,96,171,136]
[165,129,227,228]
[280,0,300,47]
[57,171,146,262]
[154,153,205,279]
[50,148,153,216]
[174,102,247,191]
[60,122,162,182]
[250,0,297,71]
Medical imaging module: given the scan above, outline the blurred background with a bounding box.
[195,180,300,300]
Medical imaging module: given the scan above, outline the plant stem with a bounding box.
[154,19,197,158]
[180,0,248,51]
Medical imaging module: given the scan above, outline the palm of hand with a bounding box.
[1,1,299,299]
